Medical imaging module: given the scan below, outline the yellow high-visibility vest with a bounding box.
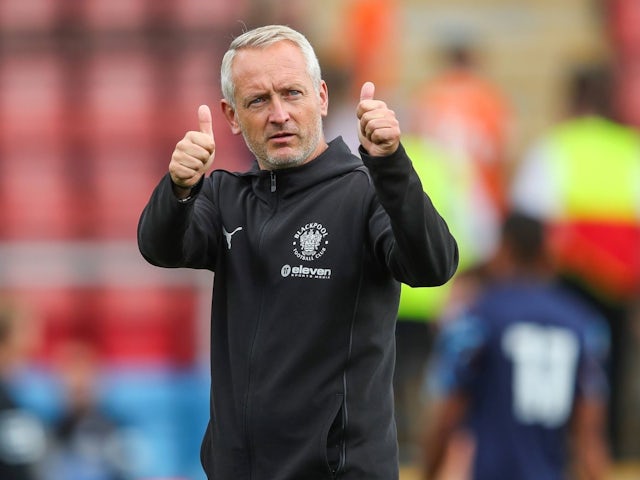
[551,116,640,221]
[398,136,501,320]
[546,116,640,300]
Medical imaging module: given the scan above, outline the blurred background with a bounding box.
[1,0,639,479]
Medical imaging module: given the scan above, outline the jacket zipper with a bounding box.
[244,171,278,478]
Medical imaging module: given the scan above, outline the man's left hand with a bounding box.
[357,81,401,157]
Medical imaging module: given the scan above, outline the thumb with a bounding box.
[360,81,375,102]
[198,104,213,138]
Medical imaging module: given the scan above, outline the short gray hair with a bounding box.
[220,25,322,108]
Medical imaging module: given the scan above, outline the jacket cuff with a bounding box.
[359,142,412,176]
[168,174,205,204]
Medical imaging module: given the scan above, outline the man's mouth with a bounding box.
[269,132,295,141]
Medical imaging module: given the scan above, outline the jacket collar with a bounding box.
[243,137,363,198]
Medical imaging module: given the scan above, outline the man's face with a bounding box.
[221,41,329,170]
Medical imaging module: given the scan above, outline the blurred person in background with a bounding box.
[412,41,513,217]
[392,41,512,463]
[336,0,400,101]
[43,340,132,480]
[421,212,612,480]
[137,24,458,480]
[510,63,640,457]
[392,135,495,464]
[0,301,48,480]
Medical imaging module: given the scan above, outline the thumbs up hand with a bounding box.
[169,105,216,194]
[356,82,401,157]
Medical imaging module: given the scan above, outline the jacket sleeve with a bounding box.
[137,173,220,270]
[361,143,459,287]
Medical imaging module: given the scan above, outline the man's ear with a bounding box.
[319,80,329,117]
[221,99,241,135]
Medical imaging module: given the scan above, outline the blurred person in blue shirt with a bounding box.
[421,212,611,480]
[510,64,640,457]
[43,340,132,480]
[0,302,48,480]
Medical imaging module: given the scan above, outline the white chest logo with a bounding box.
[223,226,243,250]
[293,222,328,261]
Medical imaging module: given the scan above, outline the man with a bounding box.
[421,213,611,480]
[412,41,512,216]
[43,341,131,480]
[138,25,458,480]
[510,64,640,455]
[0,303,47,480]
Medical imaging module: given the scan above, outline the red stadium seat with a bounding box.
[0,0,57,31]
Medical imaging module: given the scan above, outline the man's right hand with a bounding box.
[169,105,216,197]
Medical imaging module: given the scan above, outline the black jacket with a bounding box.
[138,137,458,480]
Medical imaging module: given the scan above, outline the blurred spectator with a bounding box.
[333,0,400,100]
[411,41,513,215]
[392,135,496,463]
[0,301,48,480]
[421,212,612,480]
[43,340,132,480]
[392,43,512,461]
[510,63,640,456]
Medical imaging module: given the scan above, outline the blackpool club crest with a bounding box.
[293,222,328,261]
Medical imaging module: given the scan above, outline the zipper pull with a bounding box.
[270,171,276,192]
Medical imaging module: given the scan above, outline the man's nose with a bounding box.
[269,97,290,124]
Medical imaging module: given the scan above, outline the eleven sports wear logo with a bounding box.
[281,222,332,280]
[281,264,332,280]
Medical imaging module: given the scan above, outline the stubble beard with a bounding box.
[242,116,324,170]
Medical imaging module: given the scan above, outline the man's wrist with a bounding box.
[172,183,193,201]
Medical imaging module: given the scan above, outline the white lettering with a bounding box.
[282,264,332,280]
[502,322,579,427]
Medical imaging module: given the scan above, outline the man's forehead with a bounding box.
[233,41,302,66]
[231,44,310,87]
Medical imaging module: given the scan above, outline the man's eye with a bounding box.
[249,97,265,106]
[288,90,302,97]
